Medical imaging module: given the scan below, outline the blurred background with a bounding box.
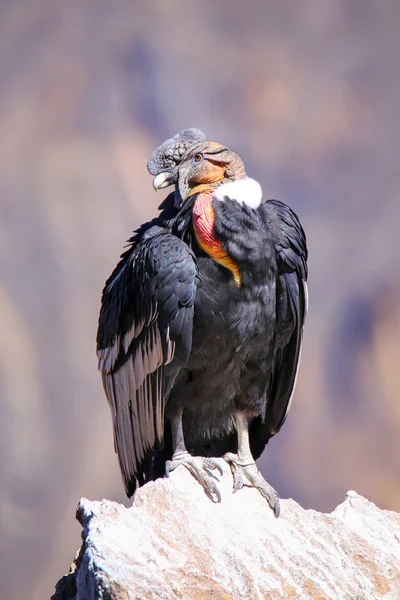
[1,1,400,598]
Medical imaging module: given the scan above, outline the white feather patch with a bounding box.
[214,177,263,209]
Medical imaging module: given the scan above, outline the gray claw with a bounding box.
[223,453,281,517]
[204,458,224,476]
[207,479,221,503]
[165,453,222,503]
[272,498,280,518]
[232,471,245,493]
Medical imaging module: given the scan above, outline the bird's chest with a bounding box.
[190,257,276,365]
[168,256,276,430]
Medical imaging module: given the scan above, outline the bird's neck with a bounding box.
[192,191,241,286]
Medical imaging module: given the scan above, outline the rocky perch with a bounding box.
[53,462,400,600]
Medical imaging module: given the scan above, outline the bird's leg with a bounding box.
[165,409,223,502]
[223,411,280,517]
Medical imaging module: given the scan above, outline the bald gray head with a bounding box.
[148,128,206,191]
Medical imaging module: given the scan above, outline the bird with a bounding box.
[97,129,308,517]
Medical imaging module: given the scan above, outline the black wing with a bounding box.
[213,195,307,450]
[262,199,308,437]
[97,229,197,496]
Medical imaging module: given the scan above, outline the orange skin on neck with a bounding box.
[192,191,242,286]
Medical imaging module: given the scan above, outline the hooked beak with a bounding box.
[152,171,175,191]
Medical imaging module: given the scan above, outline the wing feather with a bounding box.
[97,230,197,496]
[262,200,308,436]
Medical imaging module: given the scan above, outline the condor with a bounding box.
[97,129,308,517]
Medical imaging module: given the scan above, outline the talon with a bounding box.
[264,488,280,518]
[223,453,280,516]
[272,498,280,518]
[203,467,220,481]
[208,480,222,503]
[204,458,224,476]
[165,453,223,502]
[232,473,244,493]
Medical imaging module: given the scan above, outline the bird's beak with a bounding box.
[152,172,175,191]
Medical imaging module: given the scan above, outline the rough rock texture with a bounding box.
[53,463,400,600]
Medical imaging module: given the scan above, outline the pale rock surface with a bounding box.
[53,462,400,600]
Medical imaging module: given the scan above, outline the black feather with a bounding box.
[97,227,197,496]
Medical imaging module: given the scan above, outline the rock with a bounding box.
[52,462,400,600]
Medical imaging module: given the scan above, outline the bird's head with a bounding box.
[174,142,246,203]
[147,128,206,195]
[148,131,246,206]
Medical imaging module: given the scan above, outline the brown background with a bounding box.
[1,2,400,599]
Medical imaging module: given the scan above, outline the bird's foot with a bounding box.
[165,451,223,503]
[223,452,280,517]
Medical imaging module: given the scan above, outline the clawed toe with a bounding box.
[164,449,279,515]
[223,453,280,517]
[166,452,222,502]
[203,458,224,477]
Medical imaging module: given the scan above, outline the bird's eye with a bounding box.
[194,153,203,162]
